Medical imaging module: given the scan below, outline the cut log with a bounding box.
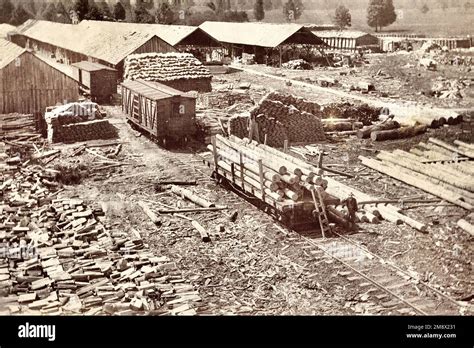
[207,144,280,182]
[453,140,474,151]
[457,219,474,236]
[428,138,474,159]
[357,120,400,139]
[191,220,211,242]
[371,125,427,141]
[137,201,161,225]
[376,150,474,192]
[359,156,473,211]
[157,207,228,214]
[323,121,363,132]
[155,180,196,186]
[171,186,215,208]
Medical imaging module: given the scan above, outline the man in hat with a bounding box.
[343,192,358,223]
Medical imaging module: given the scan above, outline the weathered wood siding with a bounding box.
[121,84,196,140]
[0,52,79,114]
[133,36,177,55]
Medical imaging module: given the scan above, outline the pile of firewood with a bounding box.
[0,154,201,315]
[124,53,211,82]
[227,92,325,147]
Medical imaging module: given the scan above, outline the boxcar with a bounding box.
[121,79,197,145]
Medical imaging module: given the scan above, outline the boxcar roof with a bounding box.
[71,61,117,72]
[121,79,197,100]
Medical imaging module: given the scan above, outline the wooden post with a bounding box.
[258,159,265,201]
[279,46,282,68]
[317,151,323,168]
[211,136,218,174]
[283,140,288,153]
[239,151,245,191]
[264,133,268,146]
[230,162,236,183]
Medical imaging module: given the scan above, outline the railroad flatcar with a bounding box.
[121,79,197,145]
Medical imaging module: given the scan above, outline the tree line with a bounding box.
[1,0,427,33]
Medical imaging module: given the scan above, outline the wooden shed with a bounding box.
[121,79,197,145]
[313,31,380,52]
[71,61,118,103]
[0,39,79,114]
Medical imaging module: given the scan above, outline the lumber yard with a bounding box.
[0,15,473,318]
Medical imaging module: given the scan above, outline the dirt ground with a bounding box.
[46,94,473,314]
[229,50,473,110]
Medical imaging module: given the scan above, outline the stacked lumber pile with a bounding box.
[227,92,325,147]
[360,138,474,211]
[321,103,382,126]
[124,53,211,90]
[44,102,116,144]
[0,158,201,315]
[0,114,37,138]
[49,119,118,143]
[281,59,312,70]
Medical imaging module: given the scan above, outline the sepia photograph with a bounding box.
[0,0,472,346]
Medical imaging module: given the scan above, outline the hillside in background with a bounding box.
[13,0,474,36]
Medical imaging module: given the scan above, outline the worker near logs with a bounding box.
[343,193,358,223]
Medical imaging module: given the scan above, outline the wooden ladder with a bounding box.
[311,188,331,238]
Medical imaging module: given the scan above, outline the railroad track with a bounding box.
[139,139,470,316]
[294,230,471,315]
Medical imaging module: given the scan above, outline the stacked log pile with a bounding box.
[207,135,347,219]
[227,92,325,147]
[0,156,201,315]
[402,114,463,129]
[265,91,321,116]
[124,53,212,92]
[321,102,382,126]
[360,137,474,211]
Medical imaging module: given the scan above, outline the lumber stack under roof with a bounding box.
[124,52,211,82]
[360,137,474,211]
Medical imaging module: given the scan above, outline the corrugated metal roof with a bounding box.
[199,21,323,48]
[0,23,16,38]
[315,30,374,39]
[0,39,26,69]
[71,61,117,72]
[14,20,166,66]
[121,79,196,100]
